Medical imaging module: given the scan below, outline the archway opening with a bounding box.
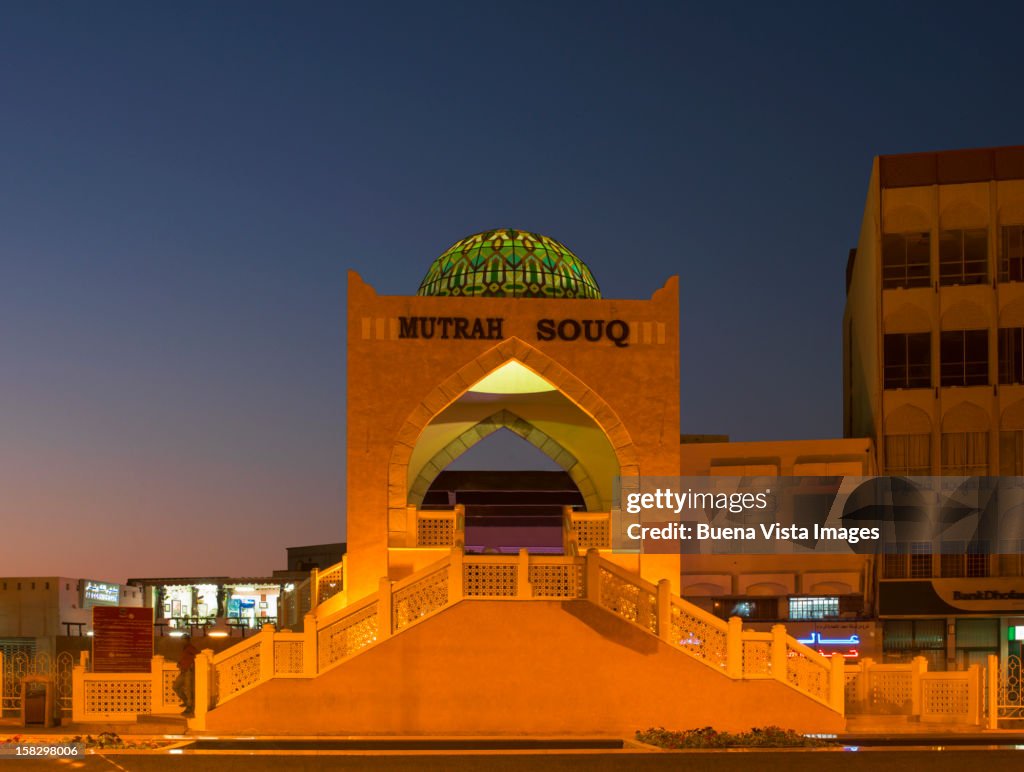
[406,359,621,554]
[422,429,585,554]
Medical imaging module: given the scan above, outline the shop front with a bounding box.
[224,583,280,630]
[131,577,288,635]
[879,578,1024,670]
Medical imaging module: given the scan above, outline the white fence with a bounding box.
[845,657,983,725]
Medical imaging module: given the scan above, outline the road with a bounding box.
[6,748,1022,771]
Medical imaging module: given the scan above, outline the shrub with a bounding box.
[636,726,835,749]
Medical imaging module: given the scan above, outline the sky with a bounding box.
[2,2,1023,582]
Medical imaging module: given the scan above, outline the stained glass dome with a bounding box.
[417,229,601,299]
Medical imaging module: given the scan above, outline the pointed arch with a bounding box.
[940,299,991,330]
[1002,399,1024,431]
[884,404,932,434]
[388,336,638,522]
[1000,297,1024,328]
[408,409,602,511]
[884,301,932,334]
[941,402,990,433]
[883,205,931,233]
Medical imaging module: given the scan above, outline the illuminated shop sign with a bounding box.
[82,581,120,607]
[397,316,631,347]
[796,632,861,659]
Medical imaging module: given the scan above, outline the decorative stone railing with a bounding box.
[74,548,845,728]
[310,558,345,608]
[72,654,190,723]
[413,505,465,547]
[561,507,610,552]
[846,657,983,725]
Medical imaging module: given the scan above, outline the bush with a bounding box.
[636,726,835,749]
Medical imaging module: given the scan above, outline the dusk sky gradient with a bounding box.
[3,2,1023,582]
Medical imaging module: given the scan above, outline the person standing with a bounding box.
[172,633,200,718]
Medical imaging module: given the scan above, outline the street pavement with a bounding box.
[2,748,1024,771]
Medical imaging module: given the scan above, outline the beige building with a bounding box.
[844,145,1024,668]
[678,438,879,660]
[0,578,142,644]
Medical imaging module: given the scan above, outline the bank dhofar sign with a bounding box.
[92,607,153,673]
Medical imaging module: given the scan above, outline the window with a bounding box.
[789,596,839,620]
[998,225,1024,282]
[883,619,946,667]
[940,330,988,386]
[939,228,987,285]
[1001,431,1024,475]
[910,541,933,578]
[940,546,965,577]
[999,328,1024,384]
[884,434,931,475]
[941,431,989,475]
[998,540,1024,577]
[712,597,778,621]
[883,232,931,289]
[940,542,988,578]
[884,544,908,578]
[966,542,990,577]
[884,333,931,388]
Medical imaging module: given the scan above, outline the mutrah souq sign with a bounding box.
[397,316,631,348]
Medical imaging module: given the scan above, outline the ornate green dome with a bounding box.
[417,229,601,299]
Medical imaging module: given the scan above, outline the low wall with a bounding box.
[205,599,844,736]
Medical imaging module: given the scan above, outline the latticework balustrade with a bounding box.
[463,561,517,597]
[83,679,152,716]
[528,563,584,598]
[741,639,772,676]
[572,517,610,550]
[786,645,830,703]
[921,677,970,715]
[215,642,262,702]
[417,516,455,547]
[669,600,727,669]
[274,640,305,674]
[317,567,344,605]
[597,567,658,635]
[393,568,449,630]
[318,602,379,670]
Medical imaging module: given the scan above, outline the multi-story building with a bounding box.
[844,145,1024,669]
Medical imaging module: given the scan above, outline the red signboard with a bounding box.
[92,607,153,673]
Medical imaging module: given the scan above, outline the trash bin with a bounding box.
[20,676,54,728]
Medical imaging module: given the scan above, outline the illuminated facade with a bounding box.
[177,228,856,735]
[844,146,1024,669]
[61,228,896,733]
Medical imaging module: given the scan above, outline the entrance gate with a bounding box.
[0,651,75,719]
[994,654,1023,725]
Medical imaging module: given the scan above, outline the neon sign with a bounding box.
[797,632,860,646]
[796,632,860,659]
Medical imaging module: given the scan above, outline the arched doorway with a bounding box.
[423,428,585,554]
[392,340,637,554]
